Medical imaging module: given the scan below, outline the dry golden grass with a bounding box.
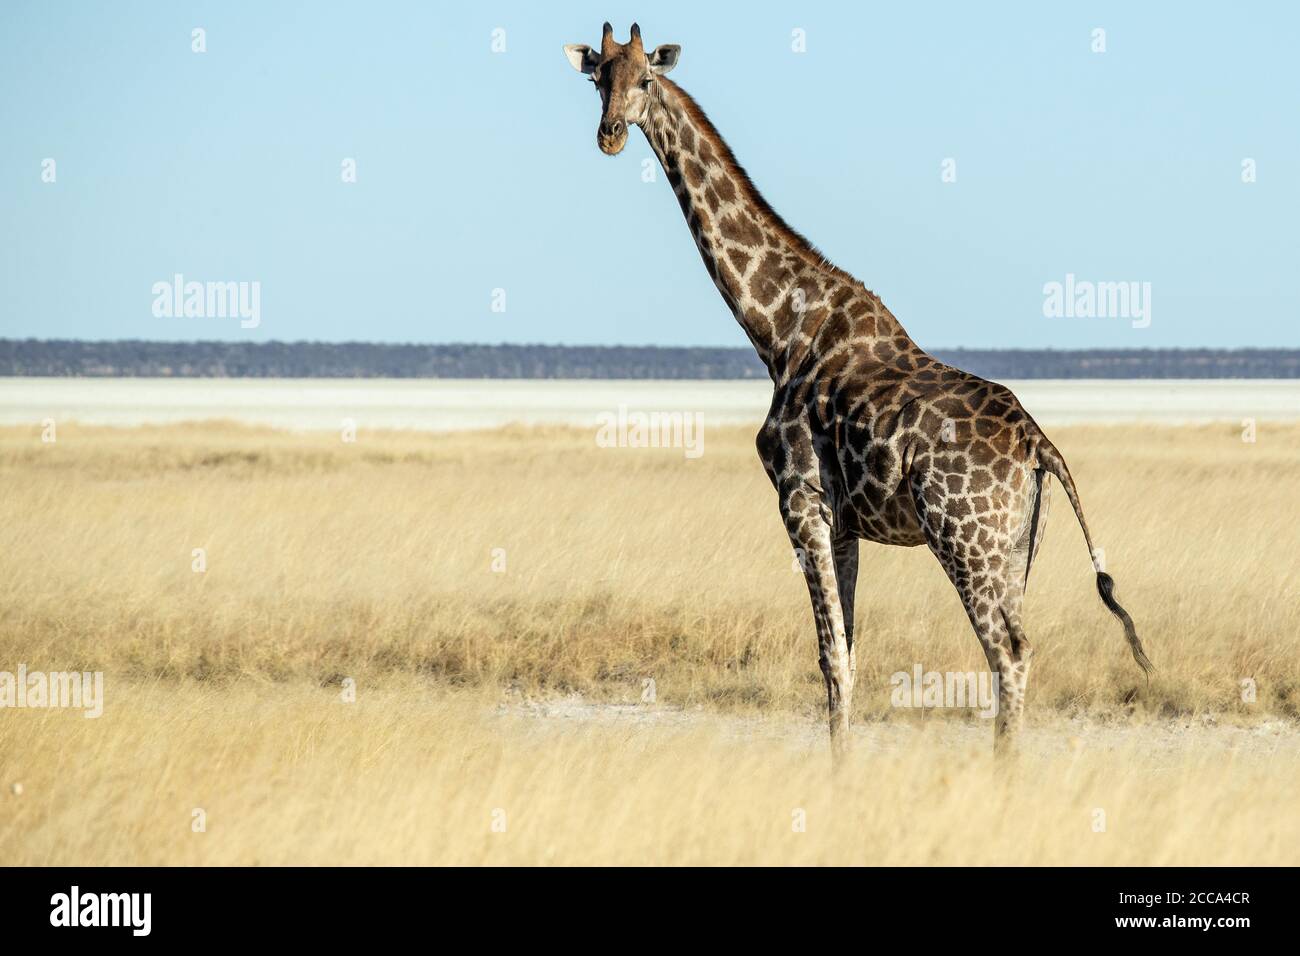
[1,420,1298,865]
[1,421,1297,719]
[4,681,1298,866]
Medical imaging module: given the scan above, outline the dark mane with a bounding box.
[659,77,880,303]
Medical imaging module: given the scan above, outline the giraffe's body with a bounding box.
[566,24,1152,758]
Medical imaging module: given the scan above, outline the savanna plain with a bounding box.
[2,418,1298,865]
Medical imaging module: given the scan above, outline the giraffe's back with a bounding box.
[764,331,1049,549]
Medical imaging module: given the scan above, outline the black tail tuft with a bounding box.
[1096,571,1154,677]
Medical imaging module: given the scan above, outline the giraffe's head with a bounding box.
[564,22,680,156]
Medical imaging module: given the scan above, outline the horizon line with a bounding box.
[3,339,1298,354]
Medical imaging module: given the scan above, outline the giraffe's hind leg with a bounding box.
[996,468,1052,740]
[1007,467,1051,589]
[955,577,1032,749]
[909,469,1040,751]
[992,592,1032,745]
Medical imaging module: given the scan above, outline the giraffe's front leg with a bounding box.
[832,532,859,690]
[783,484,853,767]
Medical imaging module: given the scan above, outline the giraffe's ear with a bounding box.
[564,44,600,75]
[648,44,680,75]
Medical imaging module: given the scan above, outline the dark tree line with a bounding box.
[1,339,1296,379]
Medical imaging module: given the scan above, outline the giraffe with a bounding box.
[564,23,1153,760]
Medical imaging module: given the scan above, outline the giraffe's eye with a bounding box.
[639,76,653,90]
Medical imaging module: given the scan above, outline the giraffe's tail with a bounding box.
[1036,440,1154,677]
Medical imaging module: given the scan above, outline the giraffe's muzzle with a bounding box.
[598,119,627,155]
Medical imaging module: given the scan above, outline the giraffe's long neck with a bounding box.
[639,79,902,383]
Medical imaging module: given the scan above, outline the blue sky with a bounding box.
[1,1,1295,349]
